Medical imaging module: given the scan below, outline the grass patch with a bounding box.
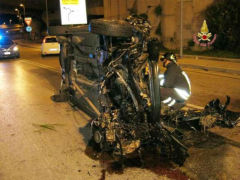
[33,123,64,132]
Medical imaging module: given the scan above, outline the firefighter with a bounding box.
[159,52,191,109]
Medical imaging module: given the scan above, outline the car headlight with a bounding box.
[13,46,19,51]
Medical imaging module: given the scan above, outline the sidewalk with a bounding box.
[179,57,240,76]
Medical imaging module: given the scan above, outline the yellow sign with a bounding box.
[62,0,79,5]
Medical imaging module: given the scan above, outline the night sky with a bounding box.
[0,14,21,25]
[0,0,104,25]
[0,0,59,25]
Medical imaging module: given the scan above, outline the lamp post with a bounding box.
[15,8,20,17]
[45,0,49,34]
[15,8,22,24]
[19,3,26,19]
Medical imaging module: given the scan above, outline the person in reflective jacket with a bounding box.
[159,52,191,109]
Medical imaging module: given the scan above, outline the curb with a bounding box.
[181,54,240,63]
[160,52,240,63]
[180,64,240,75]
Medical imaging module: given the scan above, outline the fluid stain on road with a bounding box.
[84,141,189,180]
[84,127,240,179]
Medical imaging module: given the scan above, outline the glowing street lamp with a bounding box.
[19,3,26,18]
[15,8,22,24]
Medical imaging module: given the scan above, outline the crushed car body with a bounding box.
[49,15,240,166]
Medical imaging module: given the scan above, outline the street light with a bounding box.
[15,8,23,25]
[45,0,49,34]
[19,3,26,18]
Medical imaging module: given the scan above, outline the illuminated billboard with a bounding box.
[59,0,87,25]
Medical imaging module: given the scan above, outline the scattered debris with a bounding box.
[163,96,240,131]
[32,123,64,132]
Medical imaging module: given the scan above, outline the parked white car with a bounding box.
[41,36,60,56]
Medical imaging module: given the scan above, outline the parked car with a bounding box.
[0,35,20,59]
[41,36,60,56]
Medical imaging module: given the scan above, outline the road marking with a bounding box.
[20,58,101,115]
[18,43,41,50]
[20,59,97,86]
[19,58,204,112]
[20,59,61,73]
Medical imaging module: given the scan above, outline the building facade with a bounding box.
[102,0,215,49]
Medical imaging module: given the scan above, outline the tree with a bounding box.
[205,0,240,51]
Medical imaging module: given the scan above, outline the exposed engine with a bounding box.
[90,15,188,165]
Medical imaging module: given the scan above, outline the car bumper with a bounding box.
[42,48,60,55]
[0,51,19,58]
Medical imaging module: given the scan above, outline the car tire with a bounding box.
[41,54,45,57]
[90,19,133,37]
[149,61,161,122]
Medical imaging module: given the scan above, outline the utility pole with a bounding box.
[180,0,183,58]
[20,4,26,19]
[46,0,49,35]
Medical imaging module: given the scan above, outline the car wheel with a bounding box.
[90,19,133,37]
[148,61,161,122]
[41,54,45,57]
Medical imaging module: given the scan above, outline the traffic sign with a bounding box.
[59,0,87,25]
[24,17,32,26]
[26,26,32,32]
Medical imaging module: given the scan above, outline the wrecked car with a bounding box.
[49,15,240,166]
[49,15,189,165]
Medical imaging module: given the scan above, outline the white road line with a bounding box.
[20,59,61,73]
[20,58,101,115]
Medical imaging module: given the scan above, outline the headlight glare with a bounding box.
[13,46,19,51]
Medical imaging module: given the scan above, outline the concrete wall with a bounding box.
[103,0,215,49]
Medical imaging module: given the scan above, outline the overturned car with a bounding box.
[49,16,239,166]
